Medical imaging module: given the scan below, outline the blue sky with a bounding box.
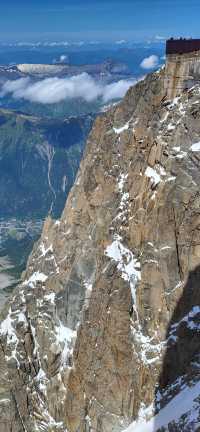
[1,0,200,42]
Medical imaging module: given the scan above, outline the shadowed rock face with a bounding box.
[0,66,200,431]
[159,266,200,390]
[152,266,200,431]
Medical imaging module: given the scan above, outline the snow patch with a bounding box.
[132,327,165,365]
[160,245,171,251]
[175,151,187,159]
[167,123,175,131]
[0,309,18,344]
[23,271,48,288]
[168,96,180,109]
[36,367,48,394]
[44,292,56,304]
[165,176,176,182]
[105,237,141,309]
[173,146,180,152]
[115,171,130,222]
[160,112,169,123]
[145,167,161,186]
[0,307,25,364]
[54,220,61,226]
[83,280,93,308]
[118,173,128,193]
[123,380,200,432]
[38,242,53,258]
[113,122,129,134]
[190,141,200,152]
[55,320,76,366]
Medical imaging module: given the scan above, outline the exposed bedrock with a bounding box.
[0,67,200,431]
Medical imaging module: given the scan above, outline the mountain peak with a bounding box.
[0,69,200,431]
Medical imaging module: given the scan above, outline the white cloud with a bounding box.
[0,73,136,104]
[140,55,159,70]
[0,77,30,94]
[53,54,69,64]
[102,79,135,102]
[59,55,68,63]
[115,40,127,45]
[54,54,68,64]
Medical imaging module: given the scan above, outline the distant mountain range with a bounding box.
[0,59,130,80]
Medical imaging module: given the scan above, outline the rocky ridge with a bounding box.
[0,66,200,431]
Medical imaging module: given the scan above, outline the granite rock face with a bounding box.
[0,67,200,431]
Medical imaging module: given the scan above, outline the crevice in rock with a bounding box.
[172,206,182,281]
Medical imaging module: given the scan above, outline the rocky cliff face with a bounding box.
[0,66,200,432]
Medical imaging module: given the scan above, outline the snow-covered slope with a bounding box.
[17,63,67,74]
[124,381,200,431]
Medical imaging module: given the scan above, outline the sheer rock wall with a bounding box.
[0,67,200,431]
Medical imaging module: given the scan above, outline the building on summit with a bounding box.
[164,38,200,99]
[166,38,200,55]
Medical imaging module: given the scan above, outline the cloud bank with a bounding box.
[140,55,159,69]
[0,73,136,104]
[115,39,126,45]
